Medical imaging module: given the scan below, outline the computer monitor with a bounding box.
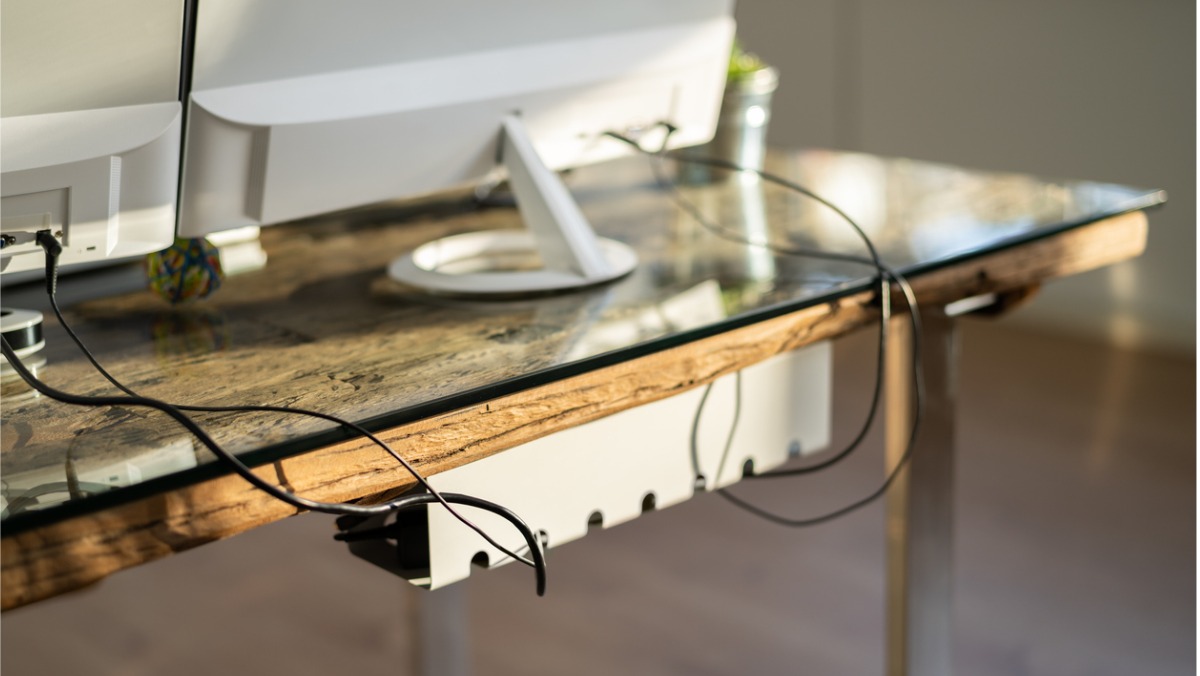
[179,0,735,295]
[0,0,185,277]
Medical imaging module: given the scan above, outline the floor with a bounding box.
[1,319,1194,675]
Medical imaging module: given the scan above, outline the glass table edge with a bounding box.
[0,195,1164,536]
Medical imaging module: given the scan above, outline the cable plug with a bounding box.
[34,230,62,297]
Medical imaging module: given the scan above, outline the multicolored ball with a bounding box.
[147,237,224,304]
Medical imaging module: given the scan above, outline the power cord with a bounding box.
[2,230,547,595]
[606,128,925,527]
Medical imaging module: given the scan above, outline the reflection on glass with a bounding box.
[1,437,197,519]
[1,354,45,404]
[566,280,726,360]
[737,172,776,282]
[0,148,1164,526]
[151,308,231,359]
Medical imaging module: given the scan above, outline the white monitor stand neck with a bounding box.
[388,115,637,297]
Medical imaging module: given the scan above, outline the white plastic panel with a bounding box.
[0,0,184,117]
[190,0,734,91]
[418,342,832,590]
[179,13,733,235]
[1,103,182,274]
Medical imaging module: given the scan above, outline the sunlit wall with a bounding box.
[735,0,1195,354]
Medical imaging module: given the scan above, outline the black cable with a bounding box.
[654,150,924,484]
[689,371,743,489]
[710,290,923,528]
[606,131,903,477]
[47,289,534,563]
[38,231,535,566]
[607,130,925,526]
[11,232,547,593]
[604,131,889,268]
[626,132,903,479]
[1,334,546,594]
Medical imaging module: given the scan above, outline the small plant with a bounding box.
[728,39,767,81]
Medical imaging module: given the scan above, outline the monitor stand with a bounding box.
[388,115,637,297]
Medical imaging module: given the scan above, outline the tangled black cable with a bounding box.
[2,231,546,595]
[606,128,925,527]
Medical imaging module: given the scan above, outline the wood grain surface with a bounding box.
[0,208,1147,610]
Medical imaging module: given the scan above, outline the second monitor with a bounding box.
[179,0,735,295]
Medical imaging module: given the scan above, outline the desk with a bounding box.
[0,149,1159,672]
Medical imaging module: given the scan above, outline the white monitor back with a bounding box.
[179,0,735,237]
[0,0,184,276]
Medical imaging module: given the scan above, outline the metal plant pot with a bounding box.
[678,65,778,184]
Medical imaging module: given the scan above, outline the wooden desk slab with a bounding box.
[0,150,1156,610]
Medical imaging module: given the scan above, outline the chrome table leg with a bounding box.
[885,308,957,676]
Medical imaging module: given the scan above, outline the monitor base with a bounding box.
[388,231,636,297]
[389,115,637,298]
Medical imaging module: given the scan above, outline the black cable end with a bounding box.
[35,230,62,297]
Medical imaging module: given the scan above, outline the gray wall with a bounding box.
[735,0,1196,354]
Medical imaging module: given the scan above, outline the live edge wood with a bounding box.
[0,211,1147,610]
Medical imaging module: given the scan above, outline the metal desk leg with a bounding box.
[885,308,957,676]
[408,583,471,676]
